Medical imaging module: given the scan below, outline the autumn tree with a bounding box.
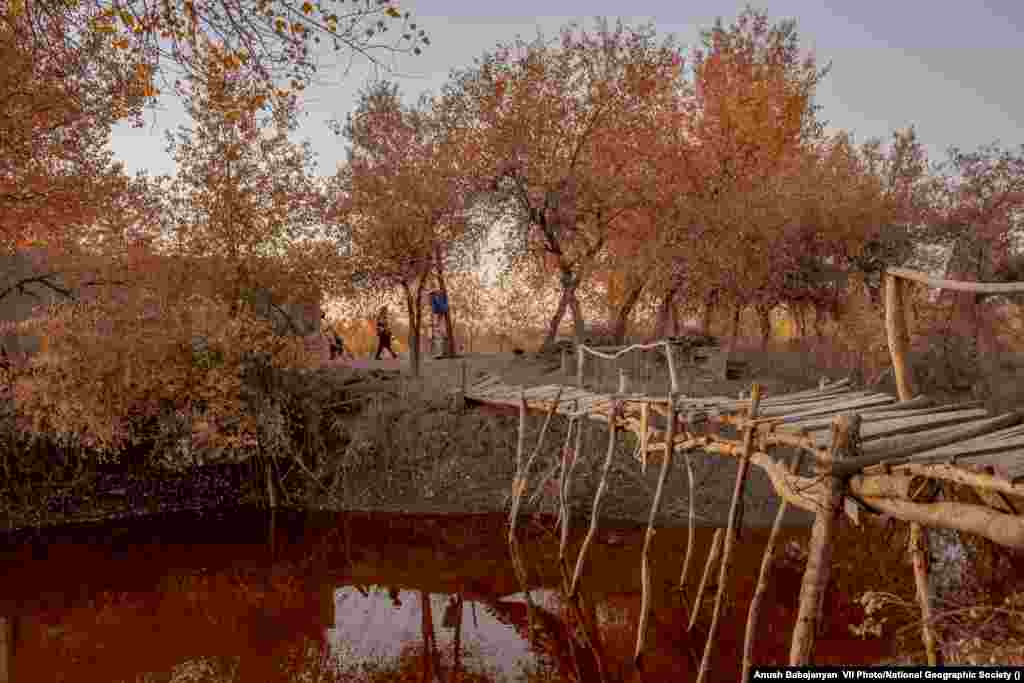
[333,81,484,376]
[928,143,1024,374]
[669,9,827,347]
[441,19,684,350]
[8,0,427,115]
[0,2,147,300]
[159,46,337,328]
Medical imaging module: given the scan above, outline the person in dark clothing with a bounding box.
[374,307,399,360]
[322,313,352,360]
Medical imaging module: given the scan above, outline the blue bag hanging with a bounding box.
[430,291,449,315]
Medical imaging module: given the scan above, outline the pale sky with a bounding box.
[109,0,1024,180]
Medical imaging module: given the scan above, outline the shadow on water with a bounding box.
[0,509,902,682]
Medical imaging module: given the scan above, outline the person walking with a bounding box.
[322,314,353,361]
[374,306,399,360]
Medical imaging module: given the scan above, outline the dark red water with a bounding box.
[0,509,900,682]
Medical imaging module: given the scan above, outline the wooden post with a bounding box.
[665,341,679,394]
[885,273,915,401]
[688,528,724,632]
[639,402,650,473]
[452,359,467,412]
[266,460,278,509]
[910,521,941,664]
[577,344,585,388]
[0,616,12,683]
[742,453,803,681]
[789,413,860,665]
[561,348,569,376]
[887,278,940,666]
[618,368,628,394]
[635,394,676,669]
[697,383,762,683]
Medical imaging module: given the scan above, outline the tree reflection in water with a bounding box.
[0,509,904,682]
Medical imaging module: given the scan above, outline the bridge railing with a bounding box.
[884,268,1024,402]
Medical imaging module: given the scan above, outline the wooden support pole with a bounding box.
[678,409,697,595]
[452,359,467,412]
[665,341,679,394]
[577,344,585,388]
[266,460,278,509]
[885,273,915,401]
[569,398,620,597]
[697,383,762,683]
[562,348,569,376]
[688,528,724,632]
[910,520,941,665]
[639,402,650,474]
[635,394,676,669]
[789,413,860,665]
[743,452,803,681]
[619,368,628,394]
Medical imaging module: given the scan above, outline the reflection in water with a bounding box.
[0,509,902,682]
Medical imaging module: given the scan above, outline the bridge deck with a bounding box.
[459,373,1024,490]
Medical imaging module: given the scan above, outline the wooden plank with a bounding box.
[902,425,1024,457]
[807,409,991,449]
[713,387,858,413]
[754,391,871,415]
[778,403,989,435]
[833,413,1024,477]
[761,394,896,420]
[857,395,935,413]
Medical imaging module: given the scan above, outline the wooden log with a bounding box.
[859,497,1024,549]
[635,395,676,670]
[569,399,620,597]
[910,521,941,665]
[688,528,724,632]
[743,452,803,682]
[836,412,1023,477]
[789,413,860,665]
[560,403,584,584]
[697,383,763,683]
[887,266,1024,294]
[885,273,916,401]
[805,408,991,448]
[577,344,585,388]
[678,408,697,596]
[640,402,650,474]
[867,462,1024,497]
[665,342,680,394]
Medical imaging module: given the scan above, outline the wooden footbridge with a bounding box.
[451,267,1024,673]
[463,372,1024,511]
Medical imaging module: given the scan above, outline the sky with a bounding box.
[108,0,1024,180]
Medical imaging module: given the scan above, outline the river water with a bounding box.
[0,508,902,682]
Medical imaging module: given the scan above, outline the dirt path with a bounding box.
[327,349,818,528]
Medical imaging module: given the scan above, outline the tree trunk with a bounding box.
[813,303,827,339]
[729,302,743,351]
[544,274,574,349]
[402,278,426,378]
[433,244,457,358]
[699,294,715,336]
[795,305,808,339]
[653,288,677,340]
[570,289,586,345]
[757,304,773,351]
[611,280,645,345]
